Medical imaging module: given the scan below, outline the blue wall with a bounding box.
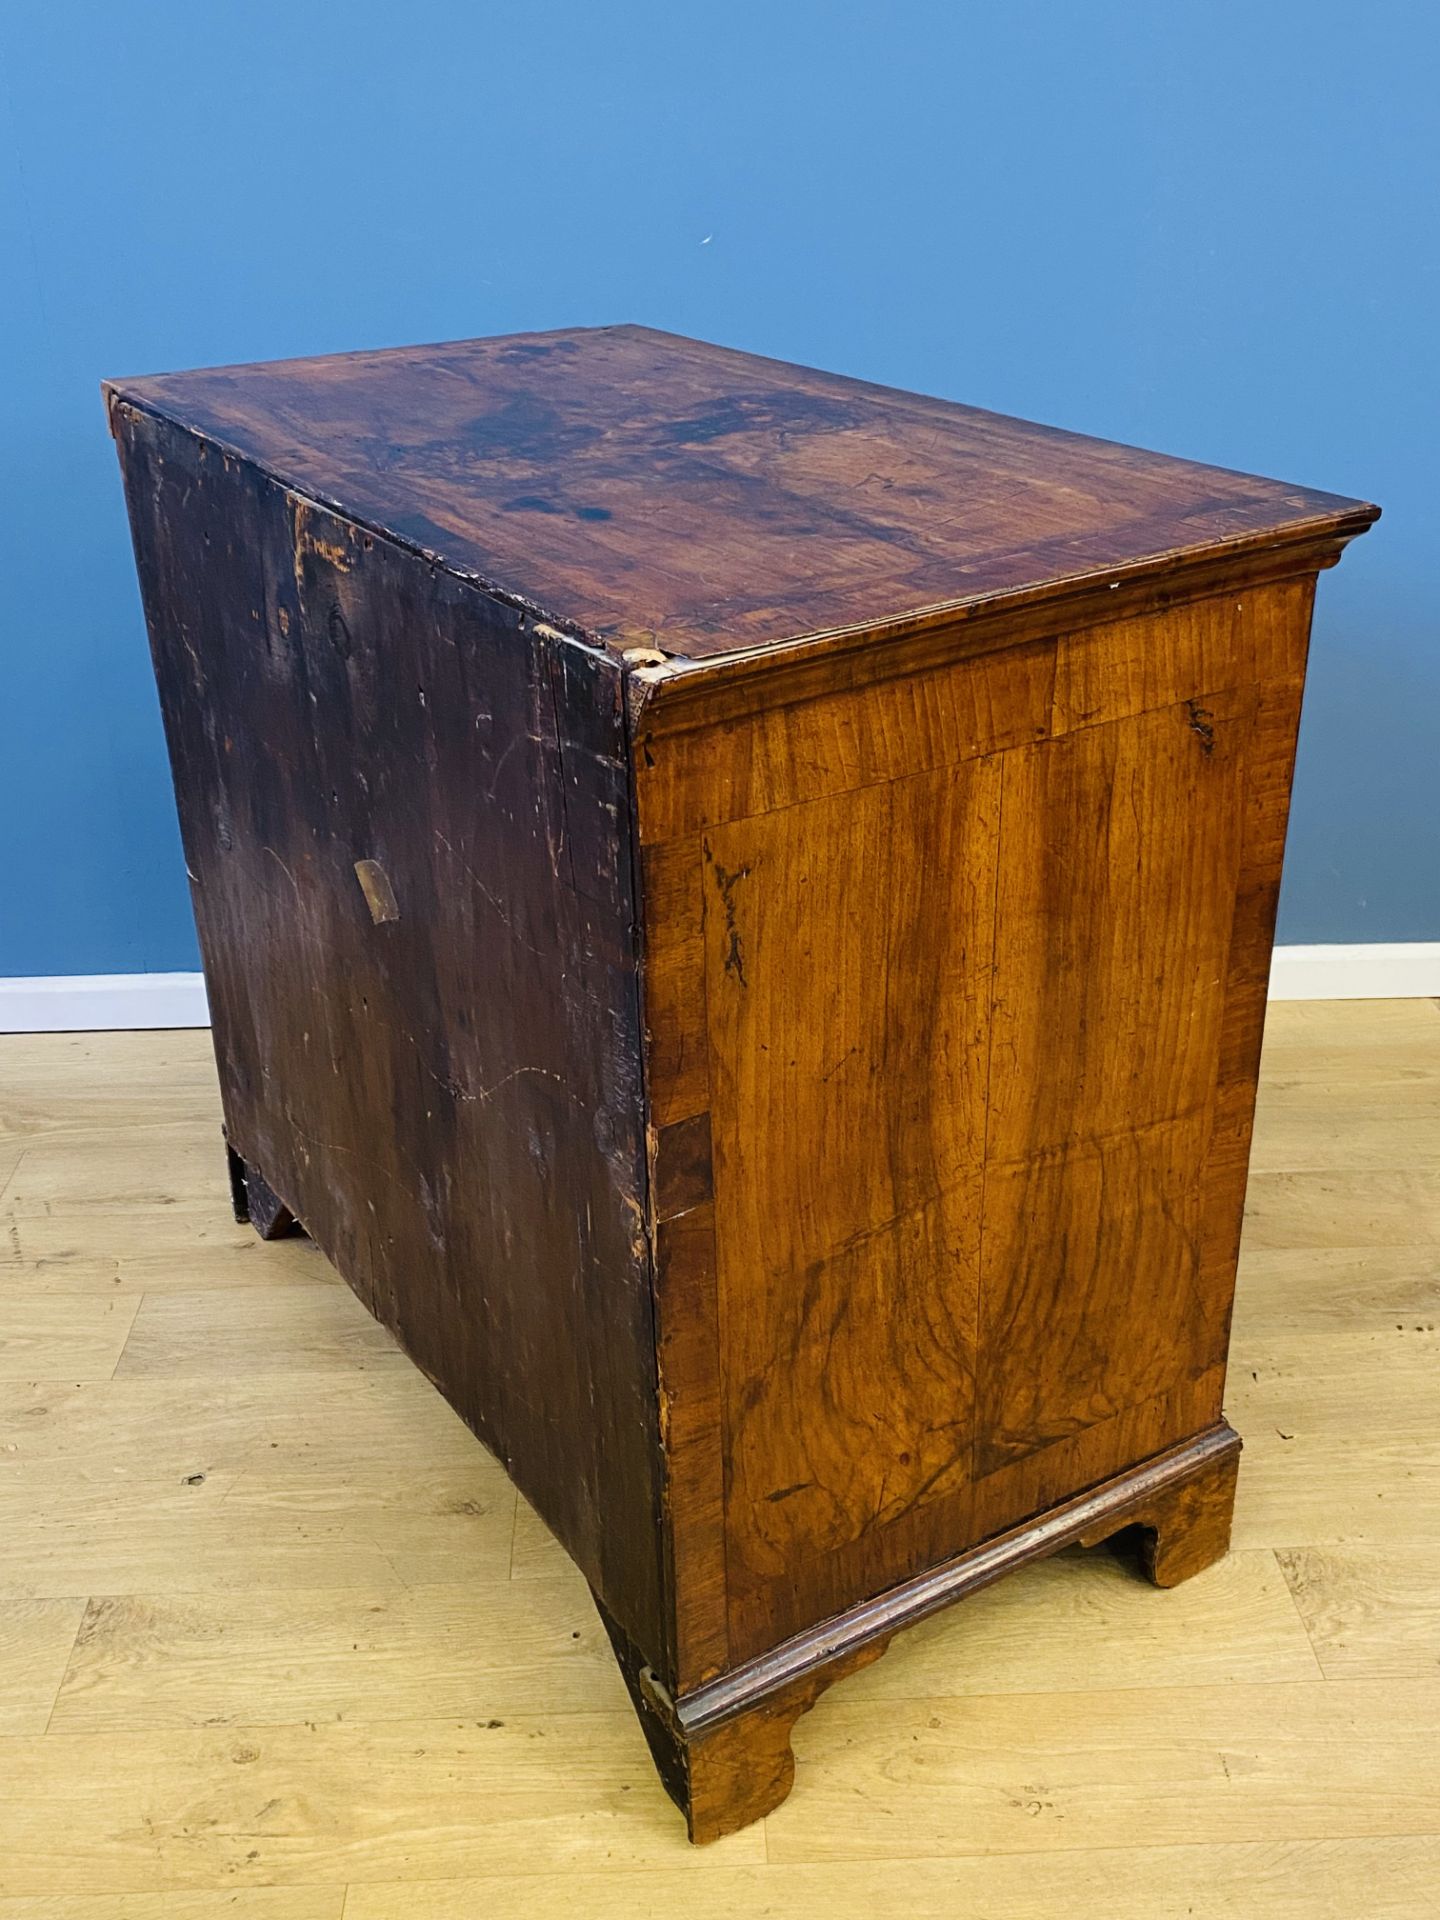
[2,1,1435,973]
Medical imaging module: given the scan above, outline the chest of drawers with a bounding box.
[107,326,1376,1839]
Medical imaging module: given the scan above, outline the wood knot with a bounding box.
[1185,699,1216,754]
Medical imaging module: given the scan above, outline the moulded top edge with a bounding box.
[104,325,1379,670]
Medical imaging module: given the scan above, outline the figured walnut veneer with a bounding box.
[107,325,1376,1839]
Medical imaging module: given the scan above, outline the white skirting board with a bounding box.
[0,973,211,1033]
[0,948,1437,1032]
[1265,943,1440,1002]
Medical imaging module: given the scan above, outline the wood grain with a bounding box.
[0,1294,140,1381]
[339,1838,1440,1920]
[701,762,998,1658]
[103,328,1380,1844]
[1241,1168,1440,1249]
[839,1544,1321,1697]
[632,578,1351,1797]
[0,1715,762,1894]
[1277,1545,1440,1680]
[0,1119,316,1290]
[638,839,710,1127]
[106,327,1375,662]
[112,404,666,1659]
[0,1897,344,1919]
[1,1005,1437,1906]
[1050,583,1311,731]
[0,1600,85,1735]
[768,1679,1440,1861]
[47,1581,626,1732]
[634,635,1053,843]
[0,1363,520,1601]
[112,1286,405,1378]
[652,1201,728,1687]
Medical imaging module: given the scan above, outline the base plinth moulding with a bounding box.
[597,1423,1241,1842]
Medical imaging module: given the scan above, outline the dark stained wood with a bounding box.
[106,329,1376,1846]
[232,1150,299,1242]
[651,1112,713,1225]
[224,1138,250,1225]
[106,326,1376,665]
[110,399,666,1659]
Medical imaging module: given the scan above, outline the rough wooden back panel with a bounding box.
[639,580,1314,1679]
[106,327,1373,662]
[113,403,667,1658]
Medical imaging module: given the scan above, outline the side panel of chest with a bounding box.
[113,404,666,1656]
[637,583,1313,1678]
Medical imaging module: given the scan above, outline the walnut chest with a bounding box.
[106,326,1377,1840]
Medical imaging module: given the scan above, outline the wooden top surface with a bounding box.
[107,325,1377,663]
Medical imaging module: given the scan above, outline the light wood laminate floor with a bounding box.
[1,1000,1438,1915]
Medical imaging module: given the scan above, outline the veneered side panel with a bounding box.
[970,590,1315,1539]
[695,763,998,1662]
[637,582,1316,1682]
